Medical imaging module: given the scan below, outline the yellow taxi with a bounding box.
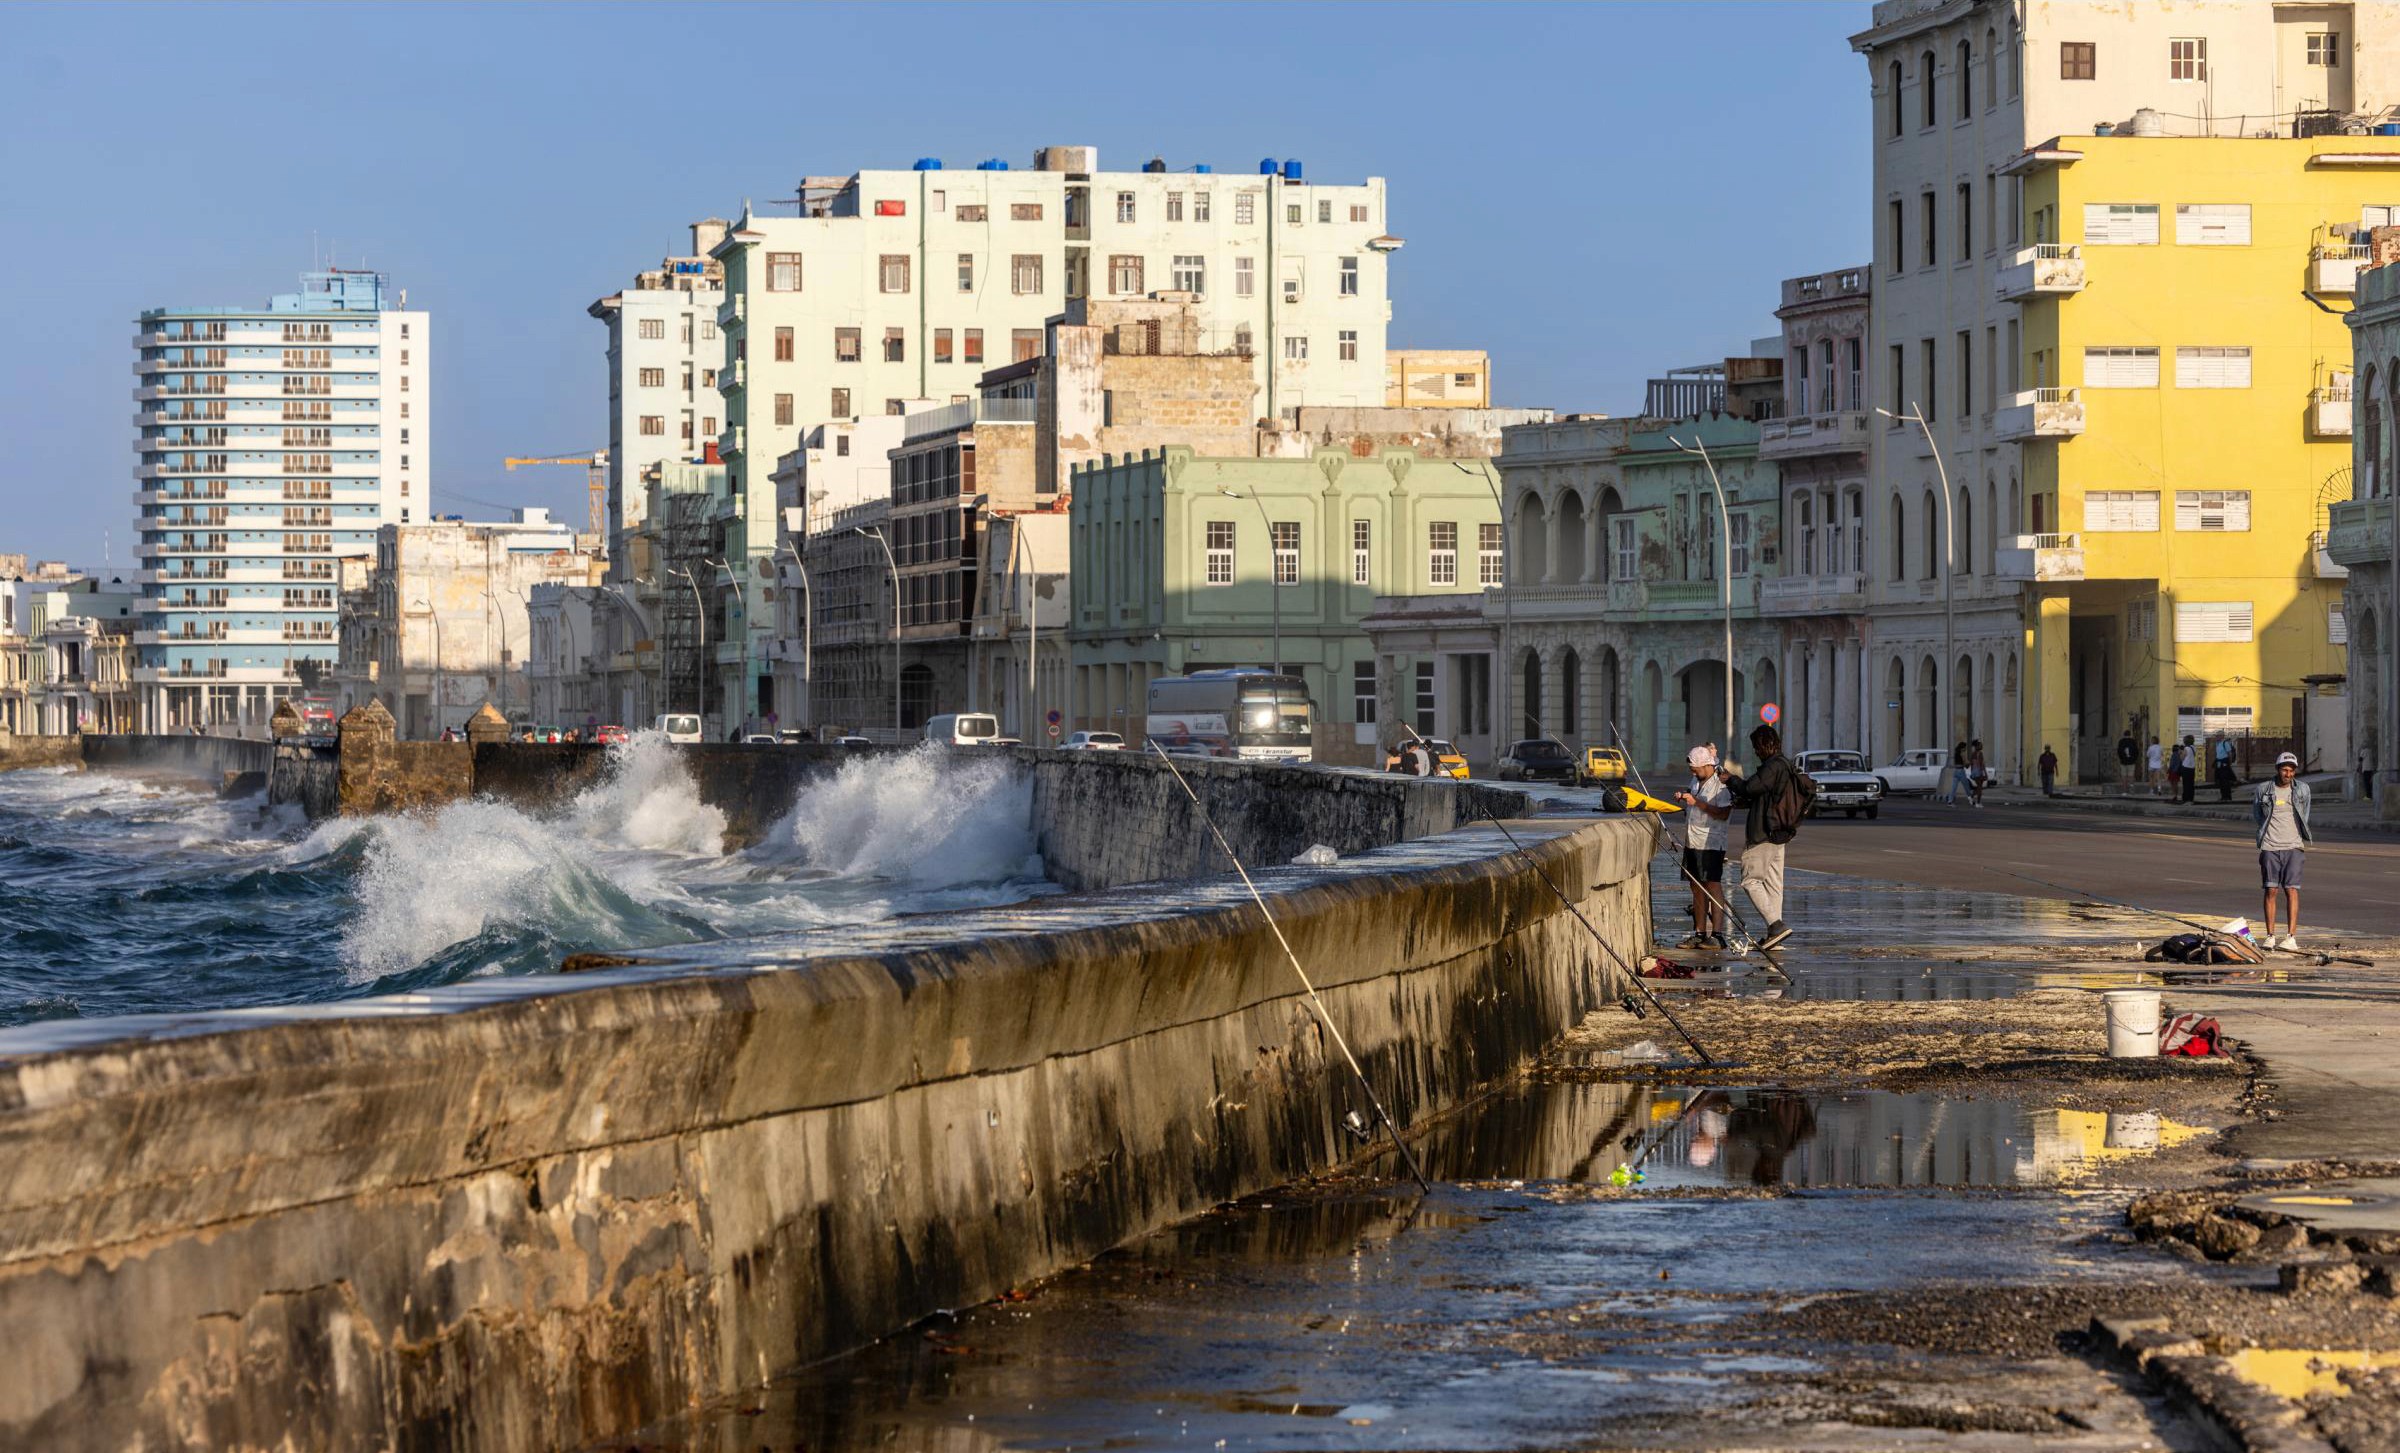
[1580,745,1629,787]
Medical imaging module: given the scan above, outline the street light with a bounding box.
[600,580,658,724]
[664,565,705,718]
[1875,404,1959,761]
[855,526,901,734]
[1668,434,1738,753]
[407,597,443,739]
[704,557,734,732]
[1481,470,1514,746]
[781,539,812,735]
[1220,488,1280,674]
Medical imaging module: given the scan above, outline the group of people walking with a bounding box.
[2115,728,2242,803]
[1935,740,1991,808]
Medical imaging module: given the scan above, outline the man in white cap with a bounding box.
[2253,751,2311,950]
[1672,743,1733,947]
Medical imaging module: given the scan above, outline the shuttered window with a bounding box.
[2175,204,2251,245]
[2085,346,2160,388]
[2084,203,2159,245]
[2175,346,2251,388]
[2174,490,2251,531]
[2176,705,2253,738]
[2331,604,2350,646]
[2175,602,2255,643]
[2086,490,2161,531]
[2127,599,2157,641]
[2363,205,2400,229]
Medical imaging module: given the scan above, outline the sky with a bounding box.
[0,1,1872,564]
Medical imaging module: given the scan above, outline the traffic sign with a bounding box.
[1045,708,1063,727]
[1759,702,1780,725]
[1047,723,1062,739]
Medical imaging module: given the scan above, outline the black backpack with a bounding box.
[1763,761,1817,844]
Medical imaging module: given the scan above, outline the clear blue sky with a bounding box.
[0,1,1871,563]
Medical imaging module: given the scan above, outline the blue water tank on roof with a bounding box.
[1282,158,1303,181]
[1258,157,1279,174]
[913,157,943,171]
[977,158,1009,171]
[1193,163,1213,174]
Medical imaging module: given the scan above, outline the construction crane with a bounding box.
[503,450,610,546]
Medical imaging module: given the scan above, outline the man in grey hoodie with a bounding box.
[2253,751,2312,951]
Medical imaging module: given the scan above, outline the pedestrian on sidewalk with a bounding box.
[2214,735,2239,802]
[1967,740,1988,807]
[2177,736,2198,803]
[2253,751,2311,952]
[2039,743,2059,797]
[1724,723,1812,952]
[1671,745,1732,948]
[1941,740,1966,805]
[2116,729,2139,794]
[2147,738,2166,796]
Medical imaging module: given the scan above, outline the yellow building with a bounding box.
[1385,348,1491,408]
[2006,133,2397,778]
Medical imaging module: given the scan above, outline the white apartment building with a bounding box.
[1849,0,2400,779]
[766,415,910,728]
[588,221,728,570]
[133,269,427,733]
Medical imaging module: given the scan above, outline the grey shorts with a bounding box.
[2260,849,2305,890]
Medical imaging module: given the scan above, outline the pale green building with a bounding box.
[1068,445,1501,762]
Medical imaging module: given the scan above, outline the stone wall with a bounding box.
[74,733,274,788]
[0,735,81,774]
[0,812,1650,1452]
[267,741,339,818]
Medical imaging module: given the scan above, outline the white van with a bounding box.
[655,713,702,744]
[922,712,1002,746]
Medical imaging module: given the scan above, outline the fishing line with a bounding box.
[1610,719,1758,948]
[1997,869,2373,968]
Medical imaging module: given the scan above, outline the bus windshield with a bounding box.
[1236,684,1312,741]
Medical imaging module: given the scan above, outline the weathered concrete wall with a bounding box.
[0,734,80,774]
[0,813,1649,1452]
[1029,748,1529,890]
[266,740,339,818]
[75,733,274,788]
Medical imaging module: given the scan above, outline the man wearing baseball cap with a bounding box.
[1672,744,1733,947]
[2253,751,2311,951]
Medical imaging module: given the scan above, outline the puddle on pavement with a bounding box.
[2226,1348,2400,1400]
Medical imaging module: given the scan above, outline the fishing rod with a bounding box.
[1608,719,1762,951]
[1997,868,2374,968]
[1143,740,1432,1191]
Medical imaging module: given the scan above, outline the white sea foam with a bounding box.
[757,743,1042,888]
[566,731,729,855]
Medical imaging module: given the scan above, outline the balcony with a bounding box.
[902,395,1039,441]
[2311,382,2354,438]
[2312,242,2371,295]
[1758,410,1870,460]
[718,296,746,328]
[1995,387,2085,440]
[2327,498,2393,569]
[1759,571,1866,615]
[1995,533,2086,582]
[1992,244,2085,303]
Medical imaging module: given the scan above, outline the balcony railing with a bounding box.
[903,395,1040,441]
[1995,532,2085,582]
[2327,497,2393,569]
[2312,241,2371,295]
[718,296,746,328]
[2311,383,2354,438]
[1758,571,1866,615]
[1758,410,1871,460]
[1994,387,2085,440]
[1993,243,2085,304]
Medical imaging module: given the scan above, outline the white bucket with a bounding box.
[2102,989,2163,1058]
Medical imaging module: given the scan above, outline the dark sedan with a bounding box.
[1495,738,1580,783]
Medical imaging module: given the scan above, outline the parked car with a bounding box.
[594,724,630,746]
[742,733,777,745]
[1580,745,1629,787]
[1878,747,1949,795]
[655,714,702,744]
[988,736,1024,747]
[836,735,874,748]
[1496,738,1579,784]
[1383,739,1470,780]
[1794,749,1885,819]
[923,712,1002,746]
[1064,730,1127,751]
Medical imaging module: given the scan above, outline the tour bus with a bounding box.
[1144,670,1314,763]
[923,712,1002,746]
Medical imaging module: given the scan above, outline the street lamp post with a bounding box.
[1669,435,1738,752]
[855,526,901,734]
[1877,405,1958,759]
[408,597,443,739]
[1220,488,1280,673]
[782,541,812,735]
[704,557,735,733]
[664,565,705,719]
[1481,471,1514,747]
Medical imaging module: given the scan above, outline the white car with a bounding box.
[1879,748,1949,795]
[1795,750,1885,819]
[742,734,777,745]
[1063,730,1127,751]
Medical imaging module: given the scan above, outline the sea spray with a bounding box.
[567,731,728,855]
[758,743,1043,888]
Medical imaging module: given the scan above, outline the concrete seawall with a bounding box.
[0,806,1649,1451]
[0,735,81,774]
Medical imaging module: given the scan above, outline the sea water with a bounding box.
[0,736,1050,1027]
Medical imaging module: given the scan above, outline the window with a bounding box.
[1282,259,1303,301]
[1206,520,1235,584]
[1103,190,1131,224]
[2309,31,2342,67]
[1166,191,1183,222]
[1957,183,1972,260]
[638,367,665,388]
[2084,346,2160,387]
[1109,255,1145,294]
[1921,337,1937,421]
[1455,370,1478,389]
[874,199,905,217]
[2175,346,2251,389]
[830,387,850,417]
[2061,41,2095,79]
[885,398,905,416]
[2128,599,2157,640]
[1887,58,1904,137]
[957,204,988,223]
[1271,521,1300,585]
[2169,36,2206,82]
[640,415,664,436]
[1172,255,1204,293]
[1889,199,1905,274]
[1234,257,1255,297]
[956,253,975,293]
[1339,329,1358,361]
[1428,521,1458,585]
[934,328,953,363]
[701,319,716,341]
[1728,513,1751,575]
[2085,490,2161,531]
[963,329,983,364]
[2175,490,2252,531]
[1353,660,1377,724]
[1193,191,1212,223]
[1921,48,1937,127]
[1478,522,1504,585]
[1236,191,1256,225]
[1415,660,1437,735]
[702,414,715,437]
[1889,495,1907,580]
[1339,255,1359,295]
[1958,330,1973,417]
[773,326,794,362]
[773,394,793,427]
[836,434,850,457]
[1889,343,1905,416]
[2178,704,2255,738]
[930,189,946,212]
[1284,335,1309,361]
[1012,328,1042,363]
[1011,254,1042,294]
[2331,604,2350,645]
[1956,38,1973,119]
[835,327,861,362]
[2176,602,2252,643]
[1287,202,1303,224]
[1352,519,1372,584]
[766,253,803,291]
[2084,203,2160,245]
[2176,203,2251,245]
[1010,202,1042,222]
[879,255,910,293]
[636,318,665,341]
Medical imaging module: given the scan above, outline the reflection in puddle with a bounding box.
[2226,1348,2400,1399]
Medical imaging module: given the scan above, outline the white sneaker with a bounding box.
[2273,935,2299,952]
